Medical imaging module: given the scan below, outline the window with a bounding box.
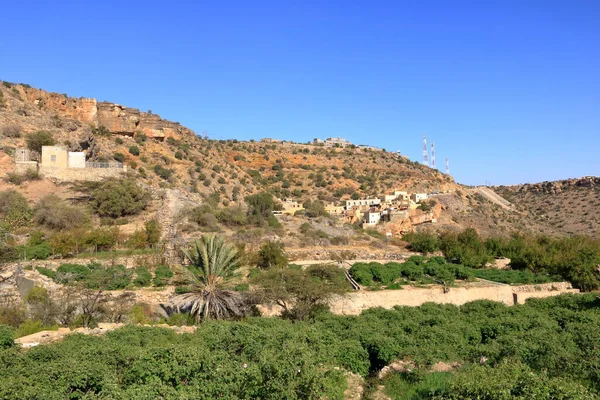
[51,155,56,162]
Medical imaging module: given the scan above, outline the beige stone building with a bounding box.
[41,146,69,168]
[278,198,304,215]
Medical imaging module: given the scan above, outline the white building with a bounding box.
[345,198,381,209]
[363,210,381,225]
[411,193,428,203]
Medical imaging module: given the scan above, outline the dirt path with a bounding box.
[473,187,515,210]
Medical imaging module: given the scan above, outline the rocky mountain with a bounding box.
[0,80,579,252]
[495,177,600,237]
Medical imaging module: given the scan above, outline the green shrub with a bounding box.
[90,179,149,218]
[128,145,140,156]
[36,267,56,280]
[55,263,91,284]
[152,265,173,287]
[15,320,58,338]
[0,189,32,230]
[33,195,88,231]
[0,324,14,349]
[25,131,55,153]
[113,152,125,163]
[133,267,152,287]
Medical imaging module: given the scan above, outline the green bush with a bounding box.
[33,194,88,231]
[36,267,56,280]
[128,146,140,156]
[133,267,152,287]
[152,265,173,287]
[0,189,32,230]
[0,324,14,349]
[90,179,149,218]
[25,131,55,153]
[257,241,288,269]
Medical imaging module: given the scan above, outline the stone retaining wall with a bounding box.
[511,281,572,292]
[40,166,125,182]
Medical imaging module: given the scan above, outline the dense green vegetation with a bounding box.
[349,256,564,289]
[471,268,563,285]
[350,257,473,288]
[403,228,600,290]
[1,294,599,398]
[36,263,173,290]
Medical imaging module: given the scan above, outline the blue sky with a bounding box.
[1,1,598,185]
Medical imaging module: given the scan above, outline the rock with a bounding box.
[57,327,71,334]
[377,360,415,379]
[97,322,124,331]
[19,86,195,140]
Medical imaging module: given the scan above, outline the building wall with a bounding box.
[260,284,580,317]
[40,166,125,182]
[67,152,86,168]
[14,148,31,162]
[14,161,39,173]
[411,193,428,202]
[41,146,69,168]
[346,198,381,209]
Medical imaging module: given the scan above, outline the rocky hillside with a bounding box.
[495,176,600,237]
[0,80,574,249]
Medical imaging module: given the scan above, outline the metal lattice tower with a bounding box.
[422,134,429,166]
[445,157,450,175]
[431,142,436,169]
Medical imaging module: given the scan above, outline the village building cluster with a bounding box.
[276,188,436,232]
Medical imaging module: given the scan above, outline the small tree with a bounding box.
[90,178,149,218]
[145,219,161,246]
[253,264,348,321]
[257,241,288,269]
[26,131,55,154]
[24,286,57,325]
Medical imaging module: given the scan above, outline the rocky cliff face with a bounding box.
[17,86,194,140]
[504,176,600,195]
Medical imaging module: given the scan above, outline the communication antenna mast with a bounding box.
[422,134,429,166]
[445,157,450,175]
[431,142,436,169]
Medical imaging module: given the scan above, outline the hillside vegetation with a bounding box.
[496,176,600,238]
[0,80,564,246]
[1,294,599,399]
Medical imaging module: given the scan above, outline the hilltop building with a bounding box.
[313,137,352,147]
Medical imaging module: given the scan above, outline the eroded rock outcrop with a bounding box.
[16,85,194,140]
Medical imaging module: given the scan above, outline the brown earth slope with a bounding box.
[495,177,600,238]
[0,80,572,245]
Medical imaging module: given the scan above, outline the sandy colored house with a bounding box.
[325,203,345,215]
[278,198,304,215]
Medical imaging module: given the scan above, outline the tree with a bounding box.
[245,192,275,221]
[253,264,348,320]
[33,195,88,231]
[257,241,288,269]
[170,235,251,322]
[25,131,55,154]
[403,232,440,255]
[24,286,57,325]
[0,190,32,231]
[90,178,149,218]
[145,219,161,246]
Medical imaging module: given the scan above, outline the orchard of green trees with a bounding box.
[403,228,600,291]
[1,294,599,399]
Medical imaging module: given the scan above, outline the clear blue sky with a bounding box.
[1,1,598,185]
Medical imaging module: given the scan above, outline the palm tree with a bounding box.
[170,235,249,322]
